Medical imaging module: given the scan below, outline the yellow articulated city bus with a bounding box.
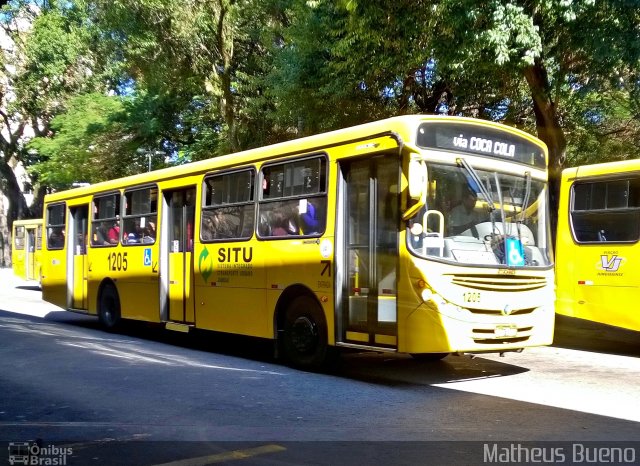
[11,219,43,282]
[556,159,640,332]
[40,115,555,367]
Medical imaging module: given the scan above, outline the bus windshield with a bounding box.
[407,162,552,268]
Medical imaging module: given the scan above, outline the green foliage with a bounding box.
[2,0,639,207]
[28,93,141,189]
[565,86,640,166]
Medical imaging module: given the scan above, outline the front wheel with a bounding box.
[283,296,329,369]
[98,283,121,330]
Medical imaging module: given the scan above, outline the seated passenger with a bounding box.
[271,207,298,236]
[49,228,65,248]
[299,201,322,235]
[92,222,110,246]
[107,220,120,244]
[142,220,156,243]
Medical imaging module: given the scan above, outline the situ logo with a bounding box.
[598,254,625,272]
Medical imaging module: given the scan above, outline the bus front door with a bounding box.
[340,155,399,349]
[165,188,196,324]
[26,227,36,280]
[68,205,89,310]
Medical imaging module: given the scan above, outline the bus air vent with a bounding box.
[447,274,547,292]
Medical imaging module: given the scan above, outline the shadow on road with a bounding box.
[331,350,529,387]
[15,285,42,292]
[553,315,640,358]
[0,308,530,387]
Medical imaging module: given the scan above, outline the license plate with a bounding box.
[494,325,518,338]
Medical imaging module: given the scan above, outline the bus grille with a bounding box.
[467,307,537,316]
[446,274,547,292]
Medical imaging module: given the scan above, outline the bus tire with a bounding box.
[410,352,448,361]
[99,283,121,330]
[283,296,328,369]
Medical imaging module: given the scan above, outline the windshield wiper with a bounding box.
[519,171,532,223]
[456,158,495,213]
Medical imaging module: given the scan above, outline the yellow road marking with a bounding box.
[152,444,286,466]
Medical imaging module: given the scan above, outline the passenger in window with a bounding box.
[49,228,65,248]
[142,220,156,243]
[126,225,141,244]
[93,222,110,245]
[299,200,321,235]
[271,206,298,236]
[213,210,236,238]
[108,219,120,244]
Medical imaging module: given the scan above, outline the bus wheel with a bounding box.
[410,353,449,361]
[99,283,121,330]
[283,296,328,369]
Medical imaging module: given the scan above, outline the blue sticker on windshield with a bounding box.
[506,238,525,266]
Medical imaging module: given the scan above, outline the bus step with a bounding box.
[165,322,192,333]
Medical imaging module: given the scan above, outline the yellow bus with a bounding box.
[40,115,555,367]
[11,218,43,282]
[556,159,640,332]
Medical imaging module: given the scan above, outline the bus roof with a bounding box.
[44,114,545,203]
[563,158,640,180]
[12,218,43,226]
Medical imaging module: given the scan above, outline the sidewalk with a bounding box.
[0,267,63,318]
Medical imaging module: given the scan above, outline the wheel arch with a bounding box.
[273,283,323,341]
[96,278,119,311]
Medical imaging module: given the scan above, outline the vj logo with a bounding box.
[600,255,623,272]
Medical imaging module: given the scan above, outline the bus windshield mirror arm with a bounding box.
[519,171,532,223]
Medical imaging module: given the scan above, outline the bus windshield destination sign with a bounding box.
[416,123,546,169]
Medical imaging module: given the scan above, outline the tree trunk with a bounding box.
[523,60,567,248]
[0,158,31,229]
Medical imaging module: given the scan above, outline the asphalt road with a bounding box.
[1,268,639,465]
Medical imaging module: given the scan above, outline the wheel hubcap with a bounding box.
[290,316,318,354]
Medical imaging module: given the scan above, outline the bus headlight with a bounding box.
[421,288,434,302]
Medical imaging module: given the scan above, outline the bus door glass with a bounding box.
[26,227,36,280]
[166,187,196,324]
[341,155,399,347]
[69,205,89,309]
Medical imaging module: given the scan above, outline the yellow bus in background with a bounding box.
[40,115,555,368]
[11,219,43,282]
[556,159,640,332]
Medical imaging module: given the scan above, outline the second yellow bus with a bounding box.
[11,219,43,282]
[556,159,640,332]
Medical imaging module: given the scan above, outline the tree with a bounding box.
[29,93,138,189]
[0,0,102,224]
[83,0,280,158]
[271,0,640,239]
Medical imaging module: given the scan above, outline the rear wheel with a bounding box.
[283,296,329,369]
[98,283,121,330]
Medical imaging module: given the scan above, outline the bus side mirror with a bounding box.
[408,160,427,200]
[403,159,428,221]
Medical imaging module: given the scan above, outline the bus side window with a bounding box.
[49,228,65,248]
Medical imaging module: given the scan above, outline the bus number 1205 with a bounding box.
[463,292,481,304]
[107,252,128,271]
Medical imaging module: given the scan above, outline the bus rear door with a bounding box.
[338,155,399,349]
